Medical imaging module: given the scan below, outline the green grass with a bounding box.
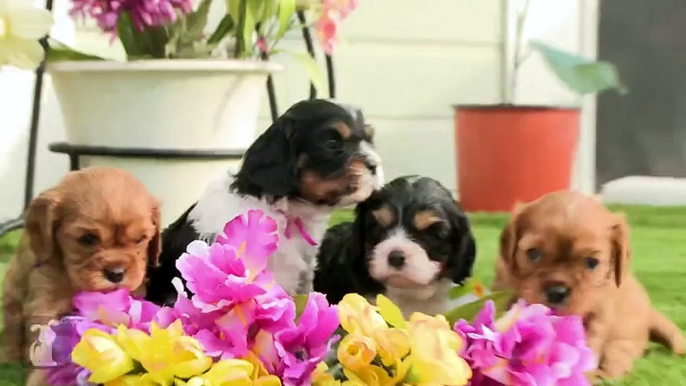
[2,206,685,384]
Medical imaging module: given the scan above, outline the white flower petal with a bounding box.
[0,35,43,69]
[7,4,53,39]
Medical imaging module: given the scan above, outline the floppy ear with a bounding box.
[235,118,297,197]
[25,189,62,264]
[147,201,162,268]
[499,202,526,274]
[610,212,631,287]
[445,205,477,285]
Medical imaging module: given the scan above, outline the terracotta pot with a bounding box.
[454,105,580,212]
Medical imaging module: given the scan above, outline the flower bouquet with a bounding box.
[30,210,597,386]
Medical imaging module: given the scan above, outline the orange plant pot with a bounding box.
[454,105,580,212]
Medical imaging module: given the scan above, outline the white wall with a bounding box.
[0,0,598,220]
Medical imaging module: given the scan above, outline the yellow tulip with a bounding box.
[338,294,388,336]
[344,365,394,386]
[374,328,410,367]
[105,374,159,386]
[71,329,134,384]
[337,334,377,372]
[115,321,212,384]
[0,0,53,70]
[376,295,407,328]
[406,320,471,386]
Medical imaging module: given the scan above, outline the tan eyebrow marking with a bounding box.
[413,210,443,230]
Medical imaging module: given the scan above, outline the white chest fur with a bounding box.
[188,176,331,295]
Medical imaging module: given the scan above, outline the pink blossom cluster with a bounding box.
[455,300,598,386]
[33,210,340,386]
[69,0,193,33]
[315,0,358,55]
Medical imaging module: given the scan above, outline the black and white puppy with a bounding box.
[314,176,476,317]
[146,99,384,305]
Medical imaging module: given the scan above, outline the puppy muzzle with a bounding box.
[543,282,571,306]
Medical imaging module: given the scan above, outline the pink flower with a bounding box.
[73,289,169,331]
[315,0,358,55]
[172,211,294,359]
[253,293,339,386]
[70,0,193,34]
[176,240,273,312]
[455,300,597,386]
[216,209,279,275]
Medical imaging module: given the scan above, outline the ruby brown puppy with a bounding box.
[492,191,685,380]
[1,167,161,385]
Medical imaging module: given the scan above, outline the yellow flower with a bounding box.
[337,334,377,371]
[105,374,159,386]
[116,321,212,384]
[338,294,388,336]
[344,365,395,386]
[376,294,407,329]
[405,314,471,386]
[71,329,134,384]
[179,359,268,386]
[0,0,53,70]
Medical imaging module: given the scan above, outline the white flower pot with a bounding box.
[48,60,282,226]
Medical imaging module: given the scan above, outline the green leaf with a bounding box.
[186,0,213,40]
[284,50,328,96]
[117,12,148,58]
[293,294,309,319]
[530,40,627,96]
[275,0,296,41]
[449,278,483,300]
[208,14,235,44]
[249,0,269,23]
[443,290,515,326]
[240,2,256,57]
[47,40,107,62]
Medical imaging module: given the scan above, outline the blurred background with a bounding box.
[1,0,685,223]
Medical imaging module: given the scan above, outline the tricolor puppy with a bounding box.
[493,191,685,380]
[146,99,383,305]
[314,176,476,317]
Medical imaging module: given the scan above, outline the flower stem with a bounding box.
[234,0,247,59]
[509,0,531,104]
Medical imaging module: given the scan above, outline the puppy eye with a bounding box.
[526,248,542,262]
[78,233,100,247]
[136,235,147,244]
[584,257,599,270]
[325,139,339,150]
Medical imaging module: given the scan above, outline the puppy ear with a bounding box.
[236,119,297,197]
[500,202,526,272]
[611,212,631,287]
[147,201,162,268]
[25,189,62,264]
[445,206,477,284]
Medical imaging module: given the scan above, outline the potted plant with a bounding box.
[20,0,356,225]
[453,0,626,212]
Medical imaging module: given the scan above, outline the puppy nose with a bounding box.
[104,268,125,284]
[388,251,406,269]
[544,283,570,305]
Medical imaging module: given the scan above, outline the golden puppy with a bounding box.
[493,191,684,380]
[1,167,161,384]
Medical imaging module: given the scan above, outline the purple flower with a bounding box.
[30,317,110,386]
[456,300,597,386]
[254,293,340,386]
[69,0,193,34]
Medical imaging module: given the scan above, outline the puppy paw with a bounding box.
[672,332,686,355]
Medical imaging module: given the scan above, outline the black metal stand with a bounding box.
[0,7,340,238]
